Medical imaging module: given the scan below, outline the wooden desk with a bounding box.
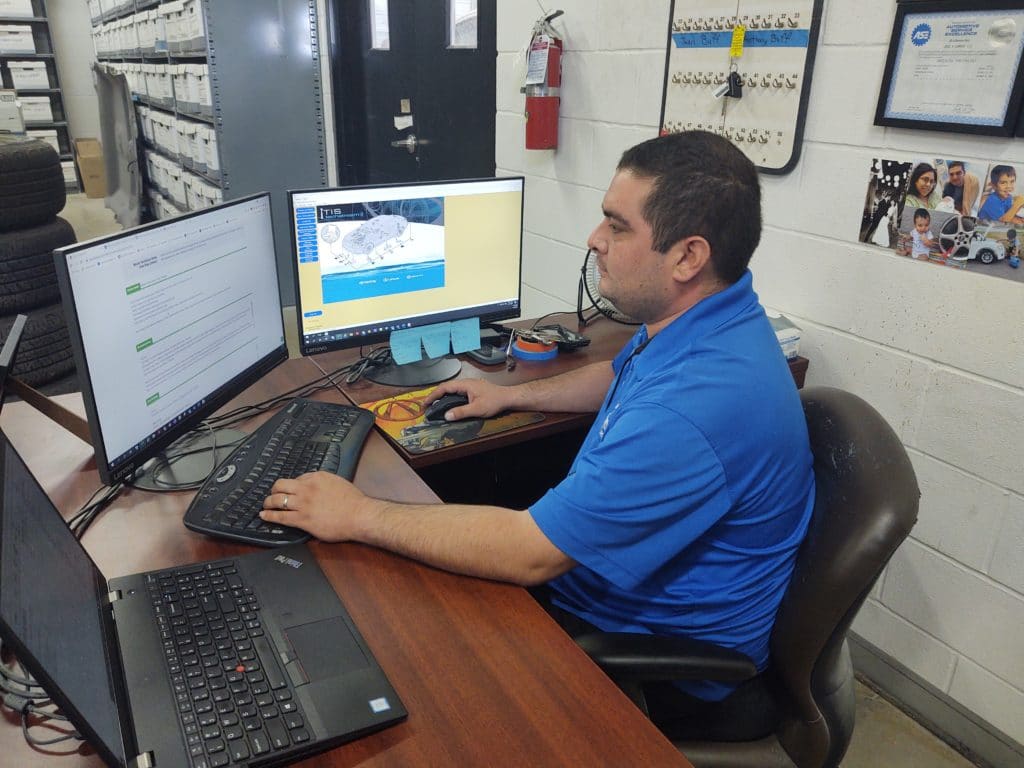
[0,359,690,767]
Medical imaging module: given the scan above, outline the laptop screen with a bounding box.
[0,434,131,766]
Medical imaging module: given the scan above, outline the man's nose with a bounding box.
[587,226,606,253]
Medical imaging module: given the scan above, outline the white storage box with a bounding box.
[0,1,35,19]
[27,128,57,153]
[0,25,35,54]
[61,160,77,185]
[768,313,802,361]
[18,95,52,123]
[9,60,49,89]
[0,89,24,133]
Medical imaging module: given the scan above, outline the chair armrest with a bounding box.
[574,632,758,683]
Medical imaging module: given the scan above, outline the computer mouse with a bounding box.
[424,393,470,422]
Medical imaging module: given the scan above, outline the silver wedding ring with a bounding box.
[281,495,289,510]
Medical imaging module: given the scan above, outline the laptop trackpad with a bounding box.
[284,617,369,684]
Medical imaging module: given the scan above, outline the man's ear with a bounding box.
[666,235,713,284]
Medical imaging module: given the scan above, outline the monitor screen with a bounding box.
[54,193,288,486]
[289,177,524,370]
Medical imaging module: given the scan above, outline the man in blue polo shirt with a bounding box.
[261,131,815,731]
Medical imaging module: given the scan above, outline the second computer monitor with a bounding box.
[289,177,524,385]
[54,193,288,486]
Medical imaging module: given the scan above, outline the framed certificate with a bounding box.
[875,1,1024,135]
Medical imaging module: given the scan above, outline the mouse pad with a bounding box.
[358,386,544,455]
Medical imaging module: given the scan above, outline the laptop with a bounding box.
[0,431,406,767]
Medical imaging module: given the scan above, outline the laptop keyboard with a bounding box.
[148,560,309,767]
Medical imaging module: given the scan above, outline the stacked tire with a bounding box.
[0,136,78,394]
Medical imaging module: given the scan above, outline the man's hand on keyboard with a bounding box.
[260,472,366,543]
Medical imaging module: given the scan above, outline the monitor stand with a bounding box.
[132,427,247,491]
[364,355,462,387]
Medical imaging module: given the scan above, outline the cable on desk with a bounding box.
[122,423,243,493]
[0,641,82,747]
[67,481,124,540]
[115,356,382,496]
[200,359,362,431]
[310,345,391,390]
[529,310,575,329]
[125,361,360,493]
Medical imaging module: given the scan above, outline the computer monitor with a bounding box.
[53,193,288,487]
[288,177,524,386]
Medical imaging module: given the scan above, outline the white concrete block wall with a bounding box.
[497,0,1024,746]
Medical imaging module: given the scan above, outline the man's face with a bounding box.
[948,166,965,187]
[586,171,674,324]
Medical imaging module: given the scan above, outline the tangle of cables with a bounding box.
[0,641,81,748]
[66,349,392,537]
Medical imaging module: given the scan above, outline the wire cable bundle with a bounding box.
[65,350,393,535]
[0,641,81,748]
[68,481,123,540]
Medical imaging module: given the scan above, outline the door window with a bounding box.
[449,0,477,48]
[370,0,390,49]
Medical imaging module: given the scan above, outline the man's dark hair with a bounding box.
[617,131,761,284]
[947,160,965,172]
[990,164,1016,184]
[913,207,930,222]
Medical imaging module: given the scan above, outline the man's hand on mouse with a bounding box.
[426,379,517,421]
[261,472,367,542]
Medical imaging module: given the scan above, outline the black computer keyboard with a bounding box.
[183,398,375,546]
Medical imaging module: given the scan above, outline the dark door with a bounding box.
[330,0,496,184]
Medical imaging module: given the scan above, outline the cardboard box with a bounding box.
[767,312,802,361]
[74,138,106,199]
[9,60,49,89]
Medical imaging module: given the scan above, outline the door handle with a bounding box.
[390,133,430,153]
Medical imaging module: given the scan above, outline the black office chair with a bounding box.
[574,386,920,768]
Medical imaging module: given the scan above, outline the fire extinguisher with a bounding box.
[524,10,564,150]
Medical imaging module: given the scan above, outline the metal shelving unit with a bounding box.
[88,0,327,302]
[0,0,78,189]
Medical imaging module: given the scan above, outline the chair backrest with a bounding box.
[771,387,919,768]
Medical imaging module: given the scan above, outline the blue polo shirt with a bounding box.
[529,271,814,700]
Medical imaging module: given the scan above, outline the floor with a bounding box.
[58,194,982,768]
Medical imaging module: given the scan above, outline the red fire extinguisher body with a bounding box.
[525,35,562,150]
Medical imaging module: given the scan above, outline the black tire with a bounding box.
[0,300,76,387]
[0,218,75,312]
[976,248,996,265]
[35,369,80,396]
[0,138,66,233]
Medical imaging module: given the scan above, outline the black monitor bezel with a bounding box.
[287,176,525,358]
[53,193,289,486]
[0,313,27,408]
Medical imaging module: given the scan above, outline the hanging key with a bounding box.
[727,71,743,99]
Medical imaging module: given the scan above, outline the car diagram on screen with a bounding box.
[315,197,447,302]
[318,200,444,276]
